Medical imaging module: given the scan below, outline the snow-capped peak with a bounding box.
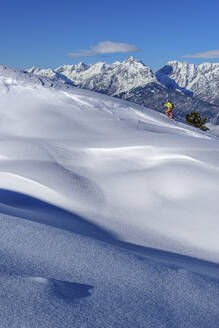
[26,57,157,96]
[73,62,89,72]
[123,56,136,62]
[27,66,39,74]
[79,57,157,96]
[122,56,145,66]
[157,60,219,105]
[111,60,120,66]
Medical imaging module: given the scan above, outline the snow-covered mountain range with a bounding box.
[1,65,219,327]
[27,57,219,124]
[28,57,157,95]
[157,60,219,105]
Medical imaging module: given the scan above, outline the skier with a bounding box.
[163,101,174,119]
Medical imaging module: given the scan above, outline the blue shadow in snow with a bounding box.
[0,189,115,242]
[50,279,93,302]
[1,189,219,283]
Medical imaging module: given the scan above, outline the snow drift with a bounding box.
[0,65,219,327]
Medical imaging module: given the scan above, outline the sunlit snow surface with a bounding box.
[0,66,219,327]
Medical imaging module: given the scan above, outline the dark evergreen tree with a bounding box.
[185,112,208,131]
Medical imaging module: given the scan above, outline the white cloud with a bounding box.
[92,41,139,54]
[67,49,98,58]
[67,41,139,58]
[183,50,219,59]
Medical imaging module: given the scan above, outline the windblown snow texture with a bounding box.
[1,65,219,328]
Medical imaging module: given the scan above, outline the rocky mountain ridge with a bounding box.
[24,58,219,124]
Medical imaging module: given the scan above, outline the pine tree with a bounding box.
[185,112,208,131]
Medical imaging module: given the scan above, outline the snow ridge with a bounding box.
[1,65,219,327]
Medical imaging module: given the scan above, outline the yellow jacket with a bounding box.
[164,102,173,109]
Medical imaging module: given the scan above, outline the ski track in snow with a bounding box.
[0,67,219,327]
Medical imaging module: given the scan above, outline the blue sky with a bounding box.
[0,0,219,70]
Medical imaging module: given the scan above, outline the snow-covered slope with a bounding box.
[1,65,219,327]
[157,60,219,105]
[119,81,219,125]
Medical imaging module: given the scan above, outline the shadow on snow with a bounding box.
[1,188,219,284]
